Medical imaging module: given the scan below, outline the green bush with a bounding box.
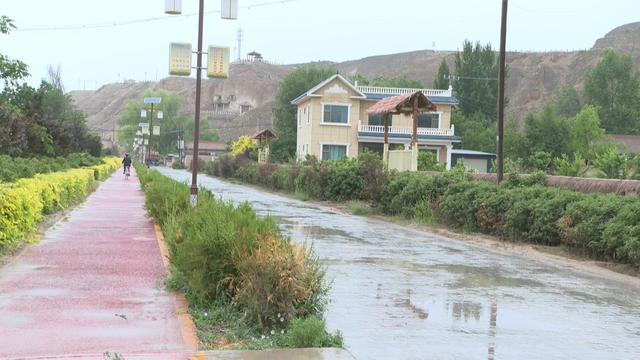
[323,159,363,201]
[284,316,343,348]
[438,181,497,230]
[559,195,630,254]
[504,187,581,245]
[381,172,449,217]
[418,151,445,172]
[356,152,387,202]
[171,160,186,169]
[235,163,260,184]
[0,153,102,182]
[475,188,513,236]
[268,165,296,191]
[135,165,331,331]
[602,203,640,265]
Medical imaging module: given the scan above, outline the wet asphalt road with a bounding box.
[159,168,640,360]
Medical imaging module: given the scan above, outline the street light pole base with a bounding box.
[190,185,198,207]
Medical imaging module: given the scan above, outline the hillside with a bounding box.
[71,22,640,143]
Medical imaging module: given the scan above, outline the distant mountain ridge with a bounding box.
[70,22,640,143]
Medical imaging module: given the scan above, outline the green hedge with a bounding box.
[0,157,120,254]
[206,154,640,268]
[0,153,103,183]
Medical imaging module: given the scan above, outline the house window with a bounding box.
[298,109,302,127]
[323,104,349,124]
[368,114,392,126]
[321,144,347,161]
[240,104,252,113]
[306,105,311,125]
[418,112,440,128]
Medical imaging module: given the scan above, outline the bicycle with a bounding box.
[124,166,131,180]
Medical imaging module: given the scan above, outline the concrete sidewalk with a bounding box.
[0,168,188,358]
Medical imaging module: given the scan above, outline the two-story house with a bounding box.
[292,74,461,170]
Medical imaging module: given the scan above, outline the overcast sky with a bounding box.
[2,0,638,91]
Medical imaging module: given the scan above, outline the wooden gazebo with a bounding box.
[250,129,277,163]
[367,91,437,170]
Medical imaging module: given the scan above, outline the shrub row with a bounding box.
[0,153,103,183]
[135,165,339,339]
[0,157,121,254]
[207,154,640,267]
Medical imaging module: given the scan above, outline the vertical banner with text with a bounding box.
[207,46,230,79]
[169,42,192,76]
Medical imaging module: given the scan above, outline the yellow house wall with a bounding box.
[297,78,361,160]
[296,78,456,164]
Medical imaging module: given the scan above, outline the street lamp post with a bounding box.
[165,0,235,206]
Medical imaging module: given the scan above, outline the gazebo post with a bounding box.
[383,113,389,167]
[411,96,419,171]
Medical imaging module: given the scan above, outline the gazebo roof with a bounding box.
[250,129,277,140]
[366,91,437,115]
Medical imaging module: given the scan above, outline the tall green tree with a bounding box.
[452,111,496,153]
[523,106,571,159]
[554,85,582,118]
[583,49,640,134]
[453,40,501,119]
[433,58,450,90]
[271,66,337,161]
[567,105,606,159]
[0,16,28,89]
[118,90,218,155]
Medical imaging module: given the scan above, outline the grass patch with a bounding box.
[293,191,311,201]
[137,164,341,350]
[347,200,375,216]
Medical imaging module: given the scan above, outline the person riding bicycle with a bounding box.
[122,153,132,175]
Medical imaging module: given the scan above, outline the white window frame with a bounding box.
[306,105,311,126]
[320,143,350,161]
[321,103,351,126]
[418,111,442,128]
[298,108,302,127]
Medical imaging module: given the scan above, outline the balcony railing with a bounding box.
[356,85,452,97]
[358,122,454,136]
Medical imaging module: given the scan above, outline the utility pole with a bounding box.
[497,0,508,183]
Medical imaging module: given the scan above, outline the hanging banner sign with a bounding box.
[169,42,192,76]
[207,46,230,79]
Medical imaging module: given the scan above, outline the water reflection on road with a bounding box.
[159,169,640,360]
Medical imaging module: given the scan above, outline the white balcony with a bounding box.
[356,85,452,97]
[358,122,455,137]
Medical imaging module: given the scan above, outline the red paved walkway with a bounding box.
[0,168,188,359]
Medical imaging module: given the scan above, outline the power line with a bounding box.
[15,0,303,32]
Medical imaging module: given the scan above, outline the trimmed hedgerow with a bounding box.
[204,154,640,268]
[0,157,120,254]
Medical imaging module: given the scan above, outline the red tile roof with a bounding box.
[250,129,277,140]
[366,91,437,115]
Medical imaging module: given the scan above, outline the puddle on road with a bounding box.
[429,263,545,289]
